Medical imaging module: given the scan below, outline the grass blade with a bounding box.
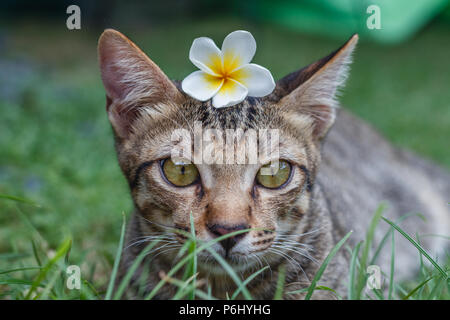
[144,228,251,300]
[105,213,126,300]
[0,267,41,275]
[426,276,445,300]
[172,272,199,300]
[370,212,422,265]
[388,227,395,299]
[186,212,197,300]
[356,204,385,299]
[273,265,286,300]
[24,238,72,299]
[0,194,41,207]
[304,231,352,300]
[402,275,436,300]
[38,269,61,300]
[0,278,45,286]
[348,241,362,300]
[231,266,269,300]
[113,238,162,300]
[204,246,252,300]
[287,285,341,299]
[382,217,447,278]
[31,240,42,266]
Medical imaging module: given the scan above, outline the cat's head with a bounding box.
[98,29,357,273]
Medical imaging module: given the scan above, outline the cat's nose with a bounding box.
[207,224,250,253]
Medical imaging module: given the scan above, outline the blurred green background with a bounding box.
[0,1,449,283]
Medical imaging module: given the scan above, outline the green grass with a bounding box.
[0,196,447,300]
[0,15,449,299]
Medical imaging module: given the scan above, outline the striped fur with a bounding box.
[98,30,449,299]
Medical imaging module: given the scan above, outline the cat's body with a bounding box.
[120,108,449,299]
[316,109,449,297]
[97,30,449,299]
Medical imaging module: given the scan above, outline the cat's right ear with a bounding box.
[273,34,358,142]
[98,29,183,138]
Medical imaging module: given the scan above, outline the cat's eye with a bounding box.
[256,160,292,189]
[161,158,199,187]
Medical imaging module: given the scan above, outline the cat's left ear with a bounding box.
[274,34,358,141]
[98,29,183,138]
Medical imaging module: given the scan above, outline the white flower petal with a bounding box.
[231,63,275,97]
[221,30,256,72]
[182,71,224,101]
[212,79,248,108]
[189,37,223,76]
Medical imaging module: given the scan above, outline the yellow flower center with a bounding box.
[207,52,248,93]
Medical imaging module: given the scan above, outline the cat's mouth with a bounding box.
[194,249,266,275]
[196,254,258,274]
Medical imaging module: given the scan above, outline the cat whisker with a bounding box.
[127,233,170,242]
[153,246,183,263]
[128,241,177,256]
[144,243,183,261]
[126,231,173,242]
[260,255,273,280]
[268,247,309,282]
[138,216,183,233]
[267,247,301,270]
[273,239,314,249]
[273,239,316,253]
[276,226,324,238]
[271,243,318,266]
[125,239,177,251]
[125,233,178,250]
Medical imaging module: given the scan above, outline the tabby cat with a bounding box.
[98,29,449,299]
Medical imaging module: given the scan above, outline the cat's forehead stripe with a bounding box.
[187,98,265,130]
[173,79,267,130]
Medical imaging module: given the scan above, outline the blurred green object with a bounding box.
[234,0,450,43]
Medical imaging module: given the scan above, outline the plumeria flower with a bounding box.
[182,30,275,108]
